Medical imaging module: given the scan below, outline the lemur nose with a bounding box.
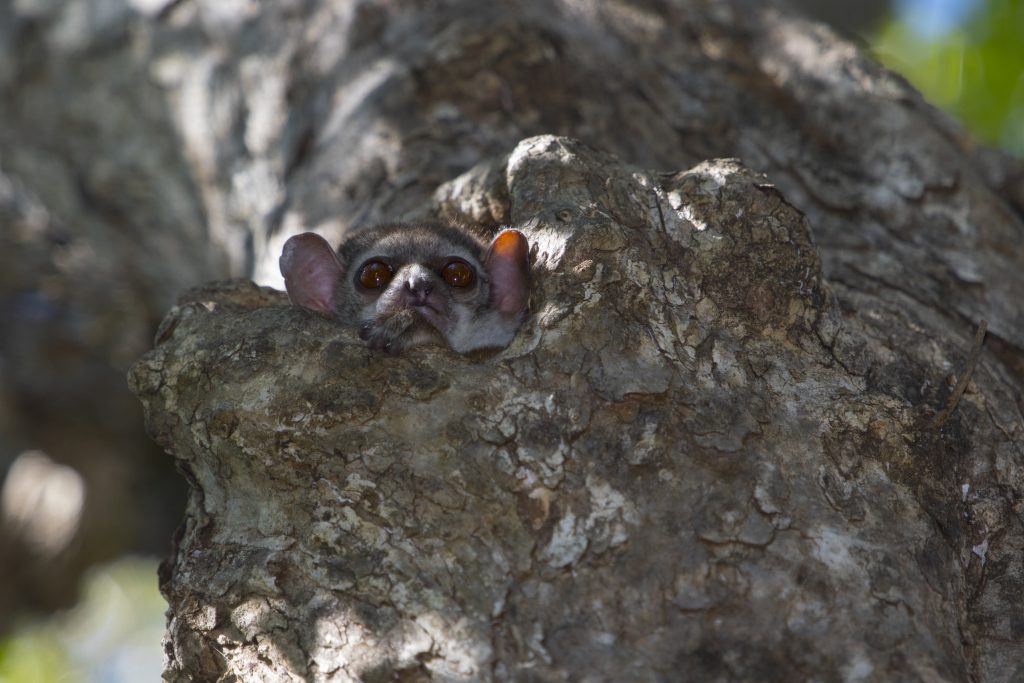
[405,275,433,297]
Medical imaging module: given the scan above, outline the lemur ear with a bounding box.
[483,230,531,316]
[280,233,344,318]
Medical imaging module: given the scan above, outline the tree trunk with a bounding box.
[128,0,1024,681]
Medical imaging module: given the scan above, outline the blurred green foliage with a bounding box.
[873,0,1024,155]
[0,636,67,683]
[0,557,164,683]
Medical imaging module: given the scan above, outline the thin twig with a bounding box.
[932,319,988,429]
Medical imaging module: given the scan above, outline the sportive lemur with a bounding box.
[280,223,531,353]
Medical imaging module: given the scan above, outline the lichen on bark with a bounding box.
[131,136,1017,681]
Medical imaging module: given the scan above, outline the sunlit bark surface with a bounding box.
[4,0,1024,680]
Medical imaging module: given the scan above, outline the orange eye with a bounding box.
[441,260,475,288]
[358,260,393,289]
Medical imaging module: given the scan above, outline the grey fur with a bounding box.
[280,223,530,353]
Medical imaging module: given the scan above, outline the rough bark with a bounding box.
[133,135,1024,682]
[132,0,1019,679]
[4,0,1024,679]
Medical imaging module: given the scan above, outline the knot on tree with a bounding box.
[130,137,971,682]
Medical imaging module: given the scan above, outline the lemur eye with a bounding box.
[441,260,475,288]
[358,260,394,289]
